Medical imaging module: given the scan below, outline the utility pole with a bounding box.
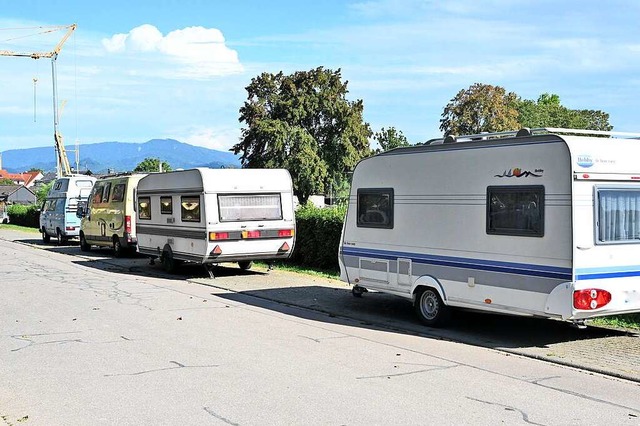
[0,24,77,177]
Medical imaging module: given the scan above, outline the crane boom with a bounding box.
[0,24,77,177]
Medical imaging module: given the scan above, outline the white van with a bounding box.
[135,168,296,275]
[39,175,96,244]
[339,128,640,327]
[77,173,146,256]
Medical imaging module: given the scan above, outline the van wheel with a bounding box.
[56,229,67,245]
[414,287,450,327]
[238,261,253,270]
[162,249,177,273]
[42,229,51,243]
[80,234,91,252]
[113,237,124,258]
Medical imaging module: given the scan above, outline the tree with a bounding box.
[440,83,520,136]
[0,178,13,185]
[36,181,53,205]
[232,67,372,204]
[374,127,410,153]
[517,93,612,131]
[134,158,172,173]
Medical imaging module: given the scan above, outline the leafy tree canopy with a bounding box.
[440,83,520,136]
[232,67,372,204]
[517,93,613,131]
[36,181,53,205]
[374,127,411,153]
[440,83,613,136]
[133,158,172,173]
[0,178,13,185]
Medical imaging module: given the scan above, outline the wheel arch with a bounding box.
[411,275,447,304]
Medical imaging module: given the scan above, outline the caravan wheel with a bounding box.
[414,287,450,327]
[113,237,124,258]
[238,261,253,270]
[80,234,91,252]
[162,248,177,273]
[42,228,51,243]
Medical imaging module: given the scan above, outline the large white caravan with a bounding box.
[339,128,640,327]
[135,168,296,275]
[40,175,96,244]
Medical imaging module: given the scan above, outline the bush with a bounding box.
[289,203,346,271]
[7,204,40,228]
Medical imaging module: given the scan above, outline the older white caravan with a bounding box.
[339,128,640,327]
[40,175,96,244]
[135,168,296,275]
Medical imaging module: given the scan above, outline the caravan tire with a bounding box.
[56,229,66,245]
[162,248,177,273]
[414,287,450,327]
[42,229,51,243]
[80,234,91,252]
[238,261,253,271]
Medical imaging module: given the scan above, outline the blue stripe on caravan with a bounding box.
[341,247,572,281]
[575,266,640,281]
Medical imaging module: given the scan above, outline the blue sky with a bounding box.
[1,0,639,157]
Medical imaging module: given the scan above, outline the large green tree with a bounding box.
[134,158,172,173]
[517,93,612,131]
[440,83,520,136]
[374,127,410,153]
[232,67,372,204]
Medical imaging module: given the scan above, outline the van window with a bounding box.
[75,180,94,188]
[92,185,104,204]
[357,188,394,229]
[596,186,640,244]
[102,183,112,203]
[160,197,173,214]
[138,197,151,220]
[487,186,544,237]
[181,196,201,222]
[218,194,282,222]
[111,184,126,202]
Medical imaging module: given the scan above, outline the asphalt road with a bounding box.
[1,228,639,425]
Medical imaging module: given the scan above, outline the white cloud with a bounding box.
[179,126,240,151]
[101,24,243,79]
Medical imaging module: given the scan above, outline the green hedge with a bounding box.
[290,203,346,271]
[7,204,40,228]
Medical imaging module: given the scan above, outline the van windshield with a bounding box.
[218,194,282,222]
[597,187,640,243]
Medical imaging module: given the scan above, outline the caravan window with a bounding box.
[596,186,640,244]
[181,196,201,222]
[160,197,173,214]
[138,197,151,220]
[487,186,544,237]
[218,194,282,222]
[357,188,394,229]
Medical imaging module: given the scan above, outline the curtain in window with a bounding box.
[599,190,640,242]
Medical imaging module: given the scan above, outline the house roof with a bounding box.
[0,169,42,186]
[0,184,22,197]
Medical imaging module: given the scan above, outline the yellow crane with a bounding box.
[0,24,77,177]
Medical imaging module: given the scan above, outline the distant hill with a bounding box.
[1,139,241,173]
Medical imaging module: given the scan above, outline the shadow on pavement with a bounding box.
[211,285,629,351]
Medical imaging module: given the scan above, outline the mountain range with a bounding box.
[0,139,241,173]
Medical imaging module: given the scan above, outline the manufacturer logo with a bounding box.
[577,155,593,168]
[495,167,543,178]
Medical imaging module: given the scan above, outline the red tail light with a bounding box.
[242,230,261,239]
[573,289,612,310]
[209,232,229,241]
[125,215,132,234]
[278,229,294,237]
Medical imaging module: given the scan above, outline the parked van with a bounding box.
[135,168,296,275]
[339,128,640,327]
[39,175,96,244]
[77,173,146,256]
